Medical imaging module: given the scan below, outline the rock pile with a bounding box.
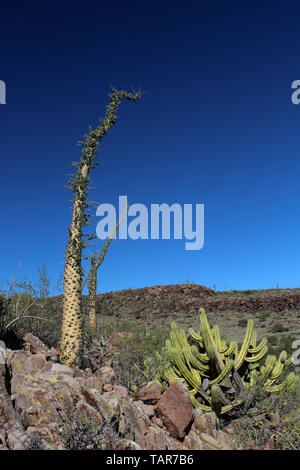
[0,333,233,450]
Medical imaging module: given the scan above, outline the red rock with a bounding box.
[134,381,162,404]
[155,381,193,439]
[103,384,113,392]
[50,347,60,356]
[23,333,50,355]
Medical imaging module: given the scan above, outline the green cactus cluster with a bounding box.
[161,308,298,416]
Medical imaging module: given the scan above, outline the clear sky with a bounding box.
[0,0,300,294]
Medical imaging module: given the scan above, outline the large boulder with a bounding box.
[155,381,193,439]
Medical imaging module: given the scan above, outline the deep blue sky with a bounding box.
[0,0,300,294]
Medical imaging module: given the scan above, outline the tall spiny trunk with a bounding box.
[88,255,97,330]
[60,88,141,366]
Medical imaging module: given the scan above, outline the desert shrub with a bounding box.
[274,421,300,449]
[271,322,289,333]
[110,322,171,391]
[258,311,270,322]
[267,335,279,346]
[228,384,300,449]
[228,414,270,449]
[268,334,297,359]
[25,432,44,450]
[60,412,121,450]
[134,311,147,320]
[0,269,62,348]
[7,295,62,349]
[80,323,108,371]
[0,293,10,337]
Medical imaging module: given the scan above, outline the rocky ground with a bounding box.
[95,284,300,316]
[1,332,299,451]
[0,332,238,451]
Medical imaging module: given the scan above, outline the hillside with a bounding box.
[94,284,300,357]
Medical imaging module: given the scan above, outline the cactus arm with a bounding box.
[264,373,298,395]
[244,345,268,362]
[247,338,268,354]
[212,325,227,354]
[234,319,254,371]
[188,327,204,346]
[220,399,244,415]
[259,355,277,382]
[190,394,212,411]
[209,359,234,386]
[190,345,210,363]
[232,371,245,393]
[211,384,223,415]
[199,309,227,374]
[224,341,238,357]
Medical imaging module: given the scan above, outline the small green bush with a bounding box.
[267,335,279,346]
[0,293,10,337]
[258,311,270,322]
[228,385,300,449]
[274,422,300,450]
[105,321,171,391]
[271,323,289,333]
[268,334,297,359]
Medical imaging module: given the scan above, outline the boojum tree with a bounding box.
[82,200,129,331]
[60,88,141,366]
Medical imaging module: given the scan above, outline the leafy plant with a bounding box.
[110,323,171,391]
[37,265,51,298]
[274,421,300,450]
[0,293,10,337]
[0,268,55,343]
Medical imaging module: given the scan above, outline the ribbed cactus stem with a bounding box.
[161,308,298,416]
[211,384,223,415]
[234,319,254,371]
